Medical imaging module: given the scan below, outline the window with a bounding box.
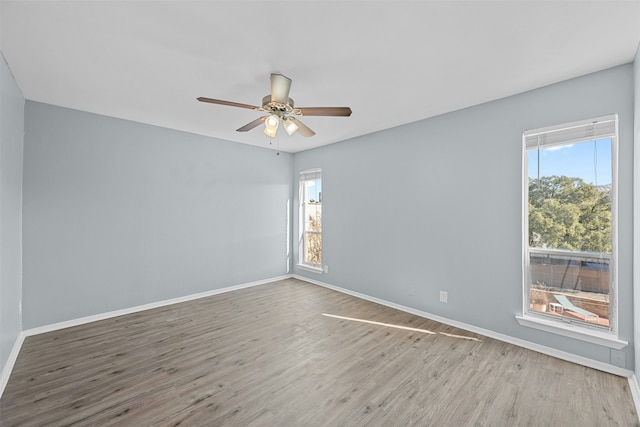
[523,115,617,333]
[299,169,322,269]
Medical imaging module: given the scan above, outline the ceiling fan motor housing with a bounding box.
[261,95,299,116]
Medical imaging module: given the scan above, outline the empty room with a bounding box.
[2,1,640,425]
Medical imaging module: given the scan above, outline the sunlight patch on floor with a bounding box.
[439,332,482,342]
[322,313,436,334]
[322,313,482,342]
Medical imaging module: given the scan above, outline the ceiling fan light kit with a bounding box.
[263,114,280,137]
[282,117,299,136]
[197,73,352,139]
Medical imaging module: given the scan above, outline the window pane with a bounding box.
[527,138,612,328]
[304,200,322,264]
[300,171,322,267]
[304,179,321,203]
[304,232,322,265]
[304,203,322,233]
[529,250,610,325]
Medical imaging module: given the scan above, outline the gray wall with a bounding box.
[294,64,635,368]
[634,43,640,379]
[0,53,24,372]
[22,102,292,328]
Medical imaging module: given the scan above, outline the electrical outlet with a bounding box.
[323,265,329,274]
[440,291,448,303]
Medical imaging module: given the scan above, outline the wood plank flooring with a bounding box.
[1,278,637,426]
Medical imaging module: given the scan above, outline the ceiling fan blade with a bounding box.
[289,117,315,137]
[236,116,268,132]
[271,74,292,104]
[197,97,260,110]
[297,107,352,117]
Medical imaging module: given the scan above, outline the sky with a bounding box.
[527,138,612,186]
[305,179,322,203]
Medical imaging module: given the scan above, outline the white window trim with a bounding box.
[296,263,323,274]
[298,168,323,271]
[519,114,620,344]
[515,315,627,349]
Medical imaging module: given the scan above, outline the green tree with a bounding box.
[529,175,611,252]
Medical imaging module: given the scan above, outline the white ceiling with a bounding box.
[2,1,639,153]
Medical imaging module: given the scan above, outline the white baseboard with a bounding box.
[292,274,634,378]
[0,331,26,399]
[629,375,640,422]
[23,275,290,337]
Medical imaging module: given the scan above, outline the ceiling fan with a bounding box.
[197,74,352,138]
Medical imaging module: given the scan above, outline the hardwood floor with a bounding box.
[1,278,637,426]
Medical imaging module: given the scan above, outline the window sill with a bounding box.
[515,314,627,349]
[296,264,323,274]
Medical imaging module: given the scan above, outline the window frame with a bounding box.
[298,168,323,273]
[518,114,625,348]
